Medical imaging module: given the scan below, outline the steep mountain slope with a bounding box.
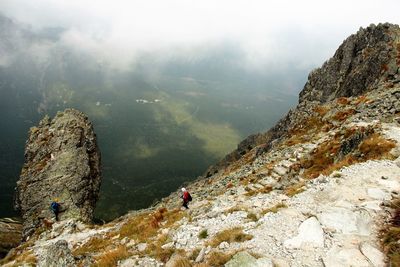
[2,23,400,267]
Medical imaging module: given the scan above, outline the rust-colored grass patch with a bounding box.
[336,97,350,105]
[94,245,129,267]
[332,108,355,121]
[359,133,396,160]
[285,181,306,197]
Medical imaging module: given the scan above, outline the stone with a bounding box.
[323,247,370,267]
[0,218,22,259]
[218,241,229,249]
[14,109,102,239]
[359,242,385,267]
[40,240,76,267]
[367,188,390,200]
[161,242,174,249]
[225,251,273,267]
[284,217,324,249]
[195,247,206,263]
[273,166,287,176]
[318,207,371,235]
[137,243,147,252]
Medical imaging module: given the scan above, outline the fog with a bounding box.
[2,0,399,71]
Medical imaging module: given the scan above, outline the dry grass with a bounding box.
[206,251,235,266]
[381,198,400,266]
[244,185,273,197]
[314,105,330,116]
[224,205,246,214]
[261,203,288,215]
[94,245,129,267]
[332,108,355,121]
[359,133,396,160]
[285,181,306,197]
[145,234,176,263]
[171,256,193,267]
[72,236,112,256]
[208,227,253,247]
[119,207,183,243]
[247,212,258,222]
[354,95,368,106]
[300,128,396,179]
[193,263,211,267]
[336,97,350,105]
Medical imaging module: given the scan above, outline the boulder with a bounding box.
[0,218,22,259]
[40,240,76,267]
[318,207,371,235]
[14,109,101,239]
[284,217,324,249]
[225,251,273,267]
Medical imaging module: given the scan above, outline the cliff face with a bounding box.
[2,24,400,267]
[14,109,101,239]
[206,23,400,176]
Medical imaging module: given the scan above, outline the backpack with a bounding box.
[188,193,192,202]
[51,202,59,211]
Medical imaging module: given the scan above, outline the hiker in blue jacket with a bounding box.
[50,199,61,221]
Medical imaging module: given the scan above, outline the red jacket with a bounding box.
[183,191,190,201]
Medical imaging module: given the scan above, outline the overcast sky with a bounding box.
[1,0,400,70]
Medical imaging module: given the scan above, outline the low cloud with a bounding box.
[2,0,399,71]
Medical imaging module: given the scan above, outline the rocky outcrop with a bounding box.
[206,23,400,176]
[0,218,22,259]
[14,109,101,239]
[300,23,400,103]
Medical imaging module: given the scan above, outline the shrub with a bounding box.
[198,229,208,239]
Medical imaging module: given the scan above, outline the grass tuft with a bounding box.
[208,227,253,247]
[261,203,288,215]
[206,251,235,266]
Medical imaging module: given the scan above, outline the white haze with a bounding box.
[1,0,400,70]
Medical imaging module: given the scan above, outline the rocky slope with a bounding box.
[1,23,400,267]
[14,109,102,240]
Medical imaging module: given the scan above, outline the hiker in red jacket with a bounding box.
[181,188,192,209]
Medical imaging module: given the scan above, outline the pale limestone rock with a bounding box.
[225,251,274,267]
[323,247,370,267]
[283,217,324,249]
[195,247,206,263]
[360,242,385,267]
[137,243,147,252]
[367,188,390,200]
[318,207,371,235]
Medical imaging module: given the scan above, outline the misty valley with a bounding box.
[0,14,303,221]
